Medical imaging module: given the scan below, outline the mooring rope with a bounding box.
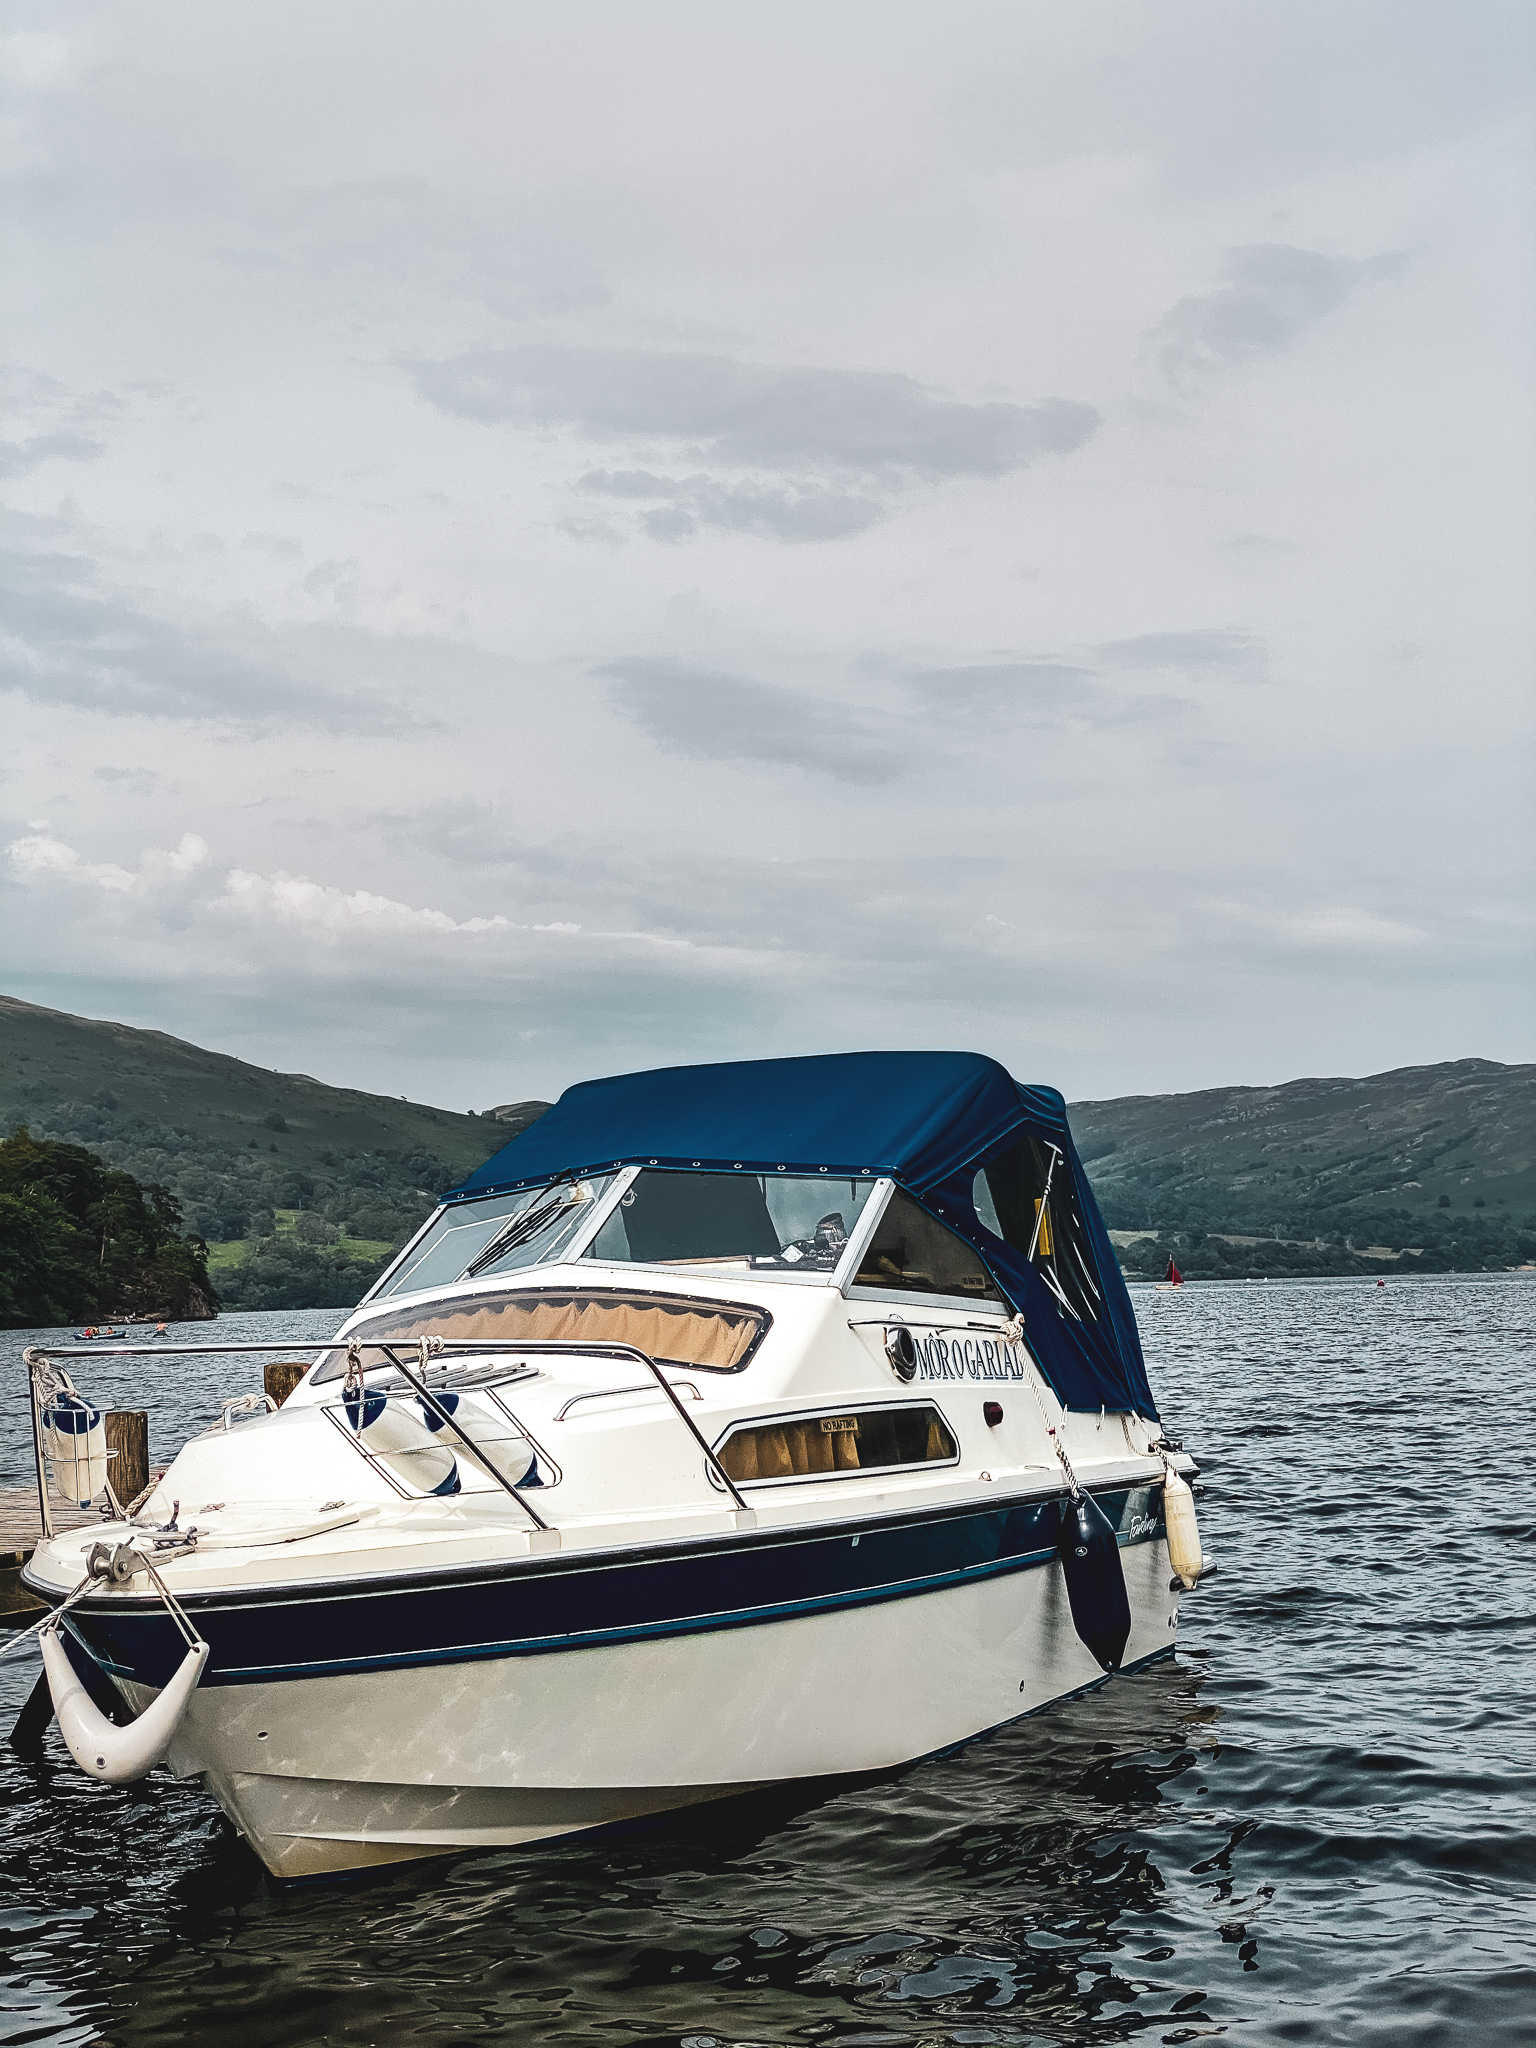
[2,1539,205,1665]
[1002,1312,1083,1498]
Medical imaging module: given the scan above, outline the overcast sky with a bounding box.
[3,1,1533,1112]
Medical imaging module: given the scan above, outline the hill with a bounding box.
[4,996,1530,1299]
[1071,1058,1536,1278]
[0,994,550,1310]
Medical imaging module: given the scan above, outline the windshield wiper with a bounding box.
[460,1181,590,1279]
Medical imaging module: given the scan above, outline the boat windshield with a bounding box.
[585,1170,877,1276]
[369,1176,617,1300]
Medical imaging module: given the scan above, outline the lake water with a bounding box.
[2,1278,1532,2047]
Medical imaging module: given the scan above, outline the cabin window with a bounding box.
[371,1177,617,1300]
[973,1139,1102,1322]
[584,1169,876,1275]
[318,1286,770,1381]
[852,1188,1002,1304]
[717,1403,957,1484]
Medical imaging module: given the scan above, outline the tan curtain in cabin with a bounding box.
[720,1417,863,1481]
[511,1296,751,1367]
[351,1290,762,1371]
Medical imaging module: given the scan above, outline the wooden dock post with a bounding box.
[263,1361,309,1407]
[104,1411,150,1508]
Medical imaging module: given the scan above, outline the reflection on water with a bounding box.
[2,1278,1533,2046]
[3,1658,1222,2046]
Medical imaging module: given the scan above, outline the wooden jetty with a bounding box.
[3,1364,303,1621]
[0,1475,166,1620]
[1,1492,98,1619]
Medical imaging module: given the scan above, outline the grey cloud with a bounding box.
[1095,630,1262,672]
[12,791,1491,1114]
[302,558,360,610]
[0,367,131,474]
[909,662,1094,720]
[600,638,1255,784]
[577,470,884,543]
[0,432,106,477]
[414,345,1097,547]
[346,816,1250,1068]
[414,347,1099,482]
[375,807,929,957]
[375,806,568,876]
[0,921,793,1095]
[1145,245,1407,393]
[902,658,1205,739]
[578,470,695,501]
[600,658,908,785]
[0,524,420,733]
[369,803,1031,975]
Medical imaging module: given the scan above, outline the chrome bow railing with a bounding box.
[22,1335,753,1552]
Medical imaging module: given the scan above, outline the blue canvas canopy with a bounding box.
[448,1051,1156,1418]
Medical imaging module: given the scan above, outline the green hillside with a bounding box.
[4,995,1531,1300]
[1071,1058,1536,1278]
[0,994,549,1310]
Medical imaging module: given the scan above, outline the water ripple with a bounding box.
[2,1277,1533,2046]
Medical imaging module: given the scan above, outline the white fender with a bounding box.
[345,1389,458,1496]
[417,1391,536,1488]
[40,1625,210,1786]
[1162,1463,1204,1589]
[42,1393,109,1507]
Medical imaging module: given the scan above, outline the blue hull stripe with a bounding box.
[62,1485,1164,1690]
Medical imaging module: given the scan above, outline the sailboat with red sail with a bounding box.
[1164,1256,1183,1286]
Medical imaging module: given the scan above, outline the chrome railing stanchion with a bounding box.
[377,1342,554,1537]
[23,1353,54,1541]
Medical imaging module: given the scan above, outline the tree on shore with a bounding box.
[0,1128,219,1328]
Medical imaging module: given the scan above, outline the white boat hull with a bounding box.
[130,1536,1179,1878]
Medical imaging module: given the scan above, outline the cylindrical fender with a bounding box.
[40,1625,209,1786]
[41,1392,109,1508]
[1162,1464,1204,1588]
[344,1388,459,1496]
[1056,1492,1133,1673]
[416,1391,537,1487]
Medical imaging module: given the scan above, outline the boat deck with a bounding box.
[0,1488,155,1619]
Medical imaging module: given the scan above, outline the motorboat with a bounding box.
[18,1052,1205,1879]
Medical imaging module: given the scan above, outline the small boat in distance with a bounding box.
[23,1051,1206,1879]
[1163,1257,1183,1287]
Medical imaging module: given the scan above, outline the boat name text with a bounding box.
[912,1334,1024,1382]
